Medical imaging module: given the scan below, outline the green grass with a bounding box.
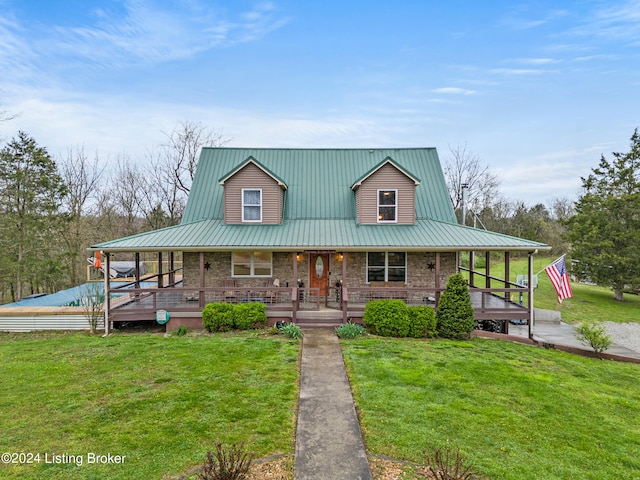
[0,331,299,479]
[469,255,640,323]
[343,337,640,480]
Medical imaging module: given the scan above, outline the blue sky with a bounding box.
[1,0,639,205]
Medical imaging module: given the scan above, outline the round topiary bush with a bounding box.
[408,305,437,338]
[363,299,410,337]
[233,302,267,330]
[202,302,234,332]
[436,273,475,340]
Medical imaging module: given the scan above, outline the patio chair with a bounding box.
[264,278,280,304]
[223,278,237,303]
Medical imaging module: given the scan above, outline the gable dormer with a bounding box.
[351,157,420,224]
[218,157,287,224]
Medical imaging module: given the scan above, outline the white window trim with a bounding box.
[232,251,273,277]
[242,188,262,223]
[377,189,398,223]
[366,251,407,283]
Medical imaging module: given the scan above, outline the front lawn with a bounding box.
[343,337,640,480]
[0,332,299,479]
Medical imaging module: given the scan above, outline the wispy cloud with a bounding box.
[431,87,477,95]
[515,57,561,65]
[0,14,38,83]
[500,8,570,30]
[582,0,640,45]
[489,68,547,76]
[37,1,290,67]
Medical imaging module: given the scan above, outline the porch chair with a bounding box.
[223,278,237,303]
[263,278,280,304]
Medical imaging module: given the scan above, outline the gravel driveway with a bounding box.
[604,322,640,353]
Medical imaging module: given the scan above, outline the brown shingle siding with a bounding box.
[355,163,416,224]
[223,163,283,224]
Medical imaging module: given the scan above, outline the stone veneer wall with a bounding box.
[183,252,300,288]
[183,251,457,289]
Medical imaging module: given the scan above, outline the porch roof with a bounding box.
[91,218,549,253]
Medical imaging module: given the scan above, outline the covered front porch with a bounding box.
[101,249,537,336]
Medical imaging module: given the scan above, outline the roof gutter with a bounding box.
[89,244,551,254]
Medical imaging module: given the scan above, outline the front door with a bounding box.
[309,253,330,297]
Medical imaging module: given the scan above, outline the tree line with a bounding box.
[0,121,227,303]
[0,123,638,303]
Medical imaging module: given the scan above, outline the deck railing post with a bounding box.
[104,252,110,335]
[292,287,298,323]
[342,287,348,323]
[528,251,535,339]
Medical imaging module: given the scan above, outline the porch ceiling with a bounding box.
[90,218,550,253]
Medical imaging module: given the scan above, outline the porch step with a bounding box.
[296,309,344,320]
[296,309,345,329]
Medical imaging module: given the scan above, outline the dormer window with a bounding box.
[377,189,397,223]
[242,189,262,222]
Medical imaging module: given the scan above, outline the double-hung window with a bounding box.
[242,189,262,222]
[367,252,406,282]
[377,189,397,222]
[233,251,272,277]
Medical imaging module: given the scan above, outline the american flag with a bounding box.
[545,257,573,303]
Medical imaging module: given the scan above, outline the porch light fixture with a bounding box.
[336,253,344,262]
[296,253,303,262]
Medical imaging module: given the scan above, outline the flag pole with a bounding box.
[534,254,566,277]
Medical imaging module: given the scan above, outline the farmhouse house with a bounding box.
[92,148,549,333]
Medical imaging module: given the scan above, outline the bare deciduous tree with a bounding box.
[110,155,145,237]
[60,146,106,284]
[160,120,230,195]
[444,143,500,223]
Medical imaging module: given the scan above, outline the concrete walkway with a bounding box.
[294,328,372,480]
[509,322,640,360]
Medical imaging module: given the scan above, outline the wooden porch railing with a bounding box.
[107,282,530,331]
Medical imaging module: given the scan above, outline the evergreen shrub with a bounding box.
[202,302,267,331]
[436,273,475,340]
[233,302,267,330]
[363,299,411,337]
[202,303,235,332]
[408,305,437,338]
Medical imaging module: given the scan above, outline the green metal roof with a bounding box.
[183,148,456,223]
[93,218,549,252]
[91,147,549,253]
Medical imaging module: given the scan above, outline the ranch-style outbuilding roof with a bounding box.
[92,147,549,253]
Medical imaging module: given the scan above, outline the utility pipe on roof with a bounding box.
[461,183,469,226]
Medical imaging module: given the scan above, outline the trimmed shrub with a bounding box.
[233,302,267,330]
[363,299,410,337]
[408,306,437,338]
[202,302,235,332]
[436,273,475,340]
[336,322,365,339]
